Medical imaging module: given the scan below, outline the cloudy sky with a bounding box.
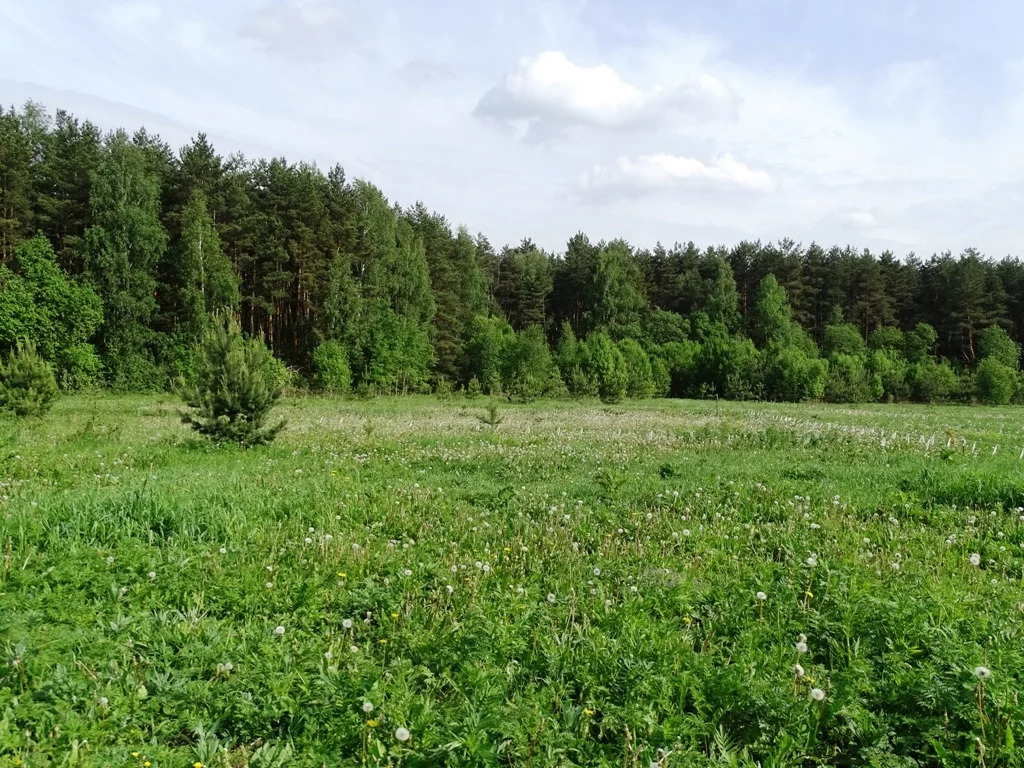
[2,0,1024,257]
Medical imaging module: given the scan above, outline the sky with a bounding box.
[2,0,1024,258]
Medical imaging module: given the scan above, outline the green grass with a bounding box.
[1,395,1023,767]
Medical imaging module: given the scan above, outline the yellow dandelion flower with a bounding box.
[379,639,387,644]
[132,754,140,759]
[583,708,595,716]
[144,762,152,767]
[805,590,814,597]
[194,763,204,768]
[391,613,399,618]
[367,719,378,727]
[683,616,693,625]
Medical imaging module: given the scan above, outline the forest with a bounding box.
[2,101,1023,405]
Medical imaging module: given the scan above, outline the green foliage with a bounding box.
[82,132,168,389]
[476,401,503,427]
[823,322,867,358]
[579,332,628,403]
[762,345,828,401]
[466,376,482,398]
[751,275,793,349]
[908,358,957,403]
[501,325,558,401]
[868,348,909,402]
[0,235,103,387]
[176,190,239,341]
[0,340,59,417]
[56,342,104,390]
[975,358,1016,405]
[868,326,904,352]
[178,313,285,445]
[617,338,655,398]
[824,353,872,403]
[904,323,938,363]
[978,325,1020,369]
[312,339,352,393]
[466,315,513,394]
[658,340,700,397]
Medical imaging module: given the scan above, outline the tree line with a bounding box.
[2,101,1023,405]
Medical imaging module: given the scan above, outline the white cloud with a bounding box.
[475,50,737,138]
[104,0,162,34]
[579,152,775,198]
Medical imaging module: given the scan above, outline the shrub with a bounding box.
[56,343,104,391]
[0,340,59,417]
[501,326,557,402]
[908,358,957,403]
[824,354,872,403]
[617,338,654,398]
[978,325,1020,370]
[762,345,827,402]
[178,314,285,445]
[975,358,1016,405]
[312,339,352,393]
[466,376,482,399]
[579,332,628,403]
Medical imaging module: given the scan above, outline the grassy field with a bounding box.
[1,395,1023,767]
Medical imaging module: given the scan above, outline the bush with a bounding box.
[0,340,59,417]
[501,326,557,402]
[979,325,1020,370]
[56,343,104,391]
[908,358,957,403]
[466,376,482,399]
[178,314,285,445]
[312,339,352,393]
[975,358,1016,405]
[617,338,654,398]
[824,354,872,403]
[762,345,827,402]
[579,333,628,403]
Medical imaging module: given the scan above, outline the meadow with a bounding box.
[1,394,1023,767]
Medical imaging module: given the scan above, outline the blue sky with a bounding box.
[2,0,1023,257]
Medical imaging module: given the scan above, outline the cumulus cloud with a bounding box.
[579,152,775,199]
[475,50,737,139]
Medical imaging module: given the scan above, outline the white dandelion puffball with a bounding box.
[219,546,227,554]
[273,625,285,636]
[756,591,767,601]
[362,701,374,713]
[974,666,991,680]
[324,651,333,660]
[350,645,359,653]
[148,571,156,580]
[223,661,233,671]
[593,567,601,576]
[806,556,818,567]
[969,553,981,567]
[798,633,807,642]
[810,688,826,701]
[793,664,805,677]
[395,727,411,742]
[547,593,556,603]
[106,556,114,565]
[98,696,109,707]
[342,619,353,629]
[796,642,808,654]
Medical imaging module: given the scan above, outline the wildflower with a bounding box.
[274,625,285,636]
[756,591,767,601]
[969,553,981,567]
[682,529,691,537]
[350,645,359,653]
[132,753,140,759]
[798,633,807,642]
[974,666,991,680]
[106,556,114,565]
[810,688,826,701]
[366,719,378,727]
[793,664,805,677]
[147,571,156,580]
[547,593,556,603]
[362,701,374,713]
[195,762,204,768]
[343,619,353,629]
[98,696,109,707]
[395,727,411,742]
[324,651,333,660]
[337,572,346,578]
[219,546,227,554]
[796,641,808,654]
[144,763,151,767]
[806,556,818,567]
[593,567,601,576]
[583,707,595,716]
[402,569,412,576]
[304,537,313,544]
[265,582,274,589]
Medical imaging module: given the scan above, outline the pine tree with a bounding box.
[179,313,285,445]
